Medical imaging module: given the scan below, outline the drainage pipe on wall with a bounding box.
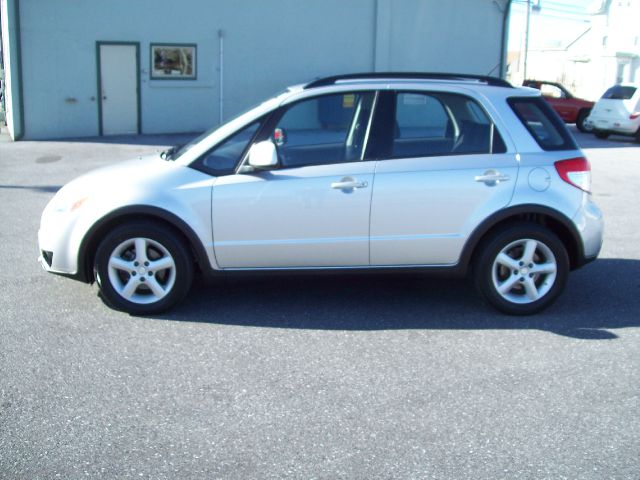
[218,29,224,124]
[500,0,513,79]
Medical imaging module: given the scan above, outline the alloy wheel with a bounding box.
[491,238,558,305]
[107,237,177,304]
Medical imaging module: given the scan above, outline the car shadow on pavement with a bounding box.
[45,133,200,147]
[570,128,640,149]
[0,184,62,193]
[153,258,639,340]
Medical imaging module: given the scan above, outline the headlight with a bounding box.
[51,194,90,213]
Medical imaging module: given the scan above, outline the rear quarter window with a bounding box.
[508,97,578,151]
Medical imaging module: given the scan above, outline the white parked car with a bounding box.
[588,83,640,142]
[38,73,604,315]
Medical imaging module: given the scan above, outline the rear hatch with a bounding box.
[590,85,638,120]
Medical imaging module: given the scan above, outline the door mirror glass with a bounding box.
[248,141,279,169]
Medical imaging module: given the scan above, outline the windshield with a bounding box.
[164,89,293,161]
[165,128,217,160]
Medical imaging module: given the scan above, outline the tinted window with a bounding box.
[602,85,637,100]
[272,92,376,168]
[391,92,506,158]
[396,94,449,139]
[509,97,578,151]
[195,121,261,175]
[540,83,565,99]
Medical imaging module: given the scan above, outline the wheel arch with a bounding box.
[77,205,213,283]
[460,204,585,274]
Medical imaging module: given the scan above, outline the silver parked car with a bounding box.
[38,73,604,315]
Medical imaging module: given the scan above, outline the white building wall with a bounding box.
[8,0,507,140]
[376,0,507,75]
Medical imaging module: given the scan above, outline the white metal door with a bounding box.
[212,162,375,269]
[370,152,518,266]
[368,90,519,266]
[99,44,138,135]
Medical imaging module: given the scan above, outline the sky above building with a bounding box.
[509,0,596,52]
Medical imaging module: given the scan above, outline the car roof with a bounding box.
[281,77,538,107]
[304,72,513,89]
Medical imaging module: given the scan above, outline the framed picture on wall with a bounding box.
[150,43,196,80]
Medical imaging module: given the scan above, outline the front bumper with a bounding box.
[37,208,82,278]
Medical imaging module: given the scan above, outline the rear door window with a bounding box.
[394,93,451,157]
[508,97,578,151]
[389,92,506,158]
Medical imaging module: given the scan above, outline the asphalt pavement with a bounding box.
[1,128,639,479]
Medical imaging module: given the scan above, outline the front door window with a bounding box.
[270,92,376,168]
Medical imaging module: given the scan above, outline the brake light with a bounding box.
[554,157,591,193]
[630,112,640,120]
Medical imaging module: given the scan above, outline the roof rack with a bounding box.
[304,72,513,89]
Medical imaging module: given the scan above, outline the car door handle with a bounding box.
[331,179,368,190]
[474,170,510,186]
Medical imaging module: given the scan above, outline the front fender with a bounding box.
[76,203,218,282]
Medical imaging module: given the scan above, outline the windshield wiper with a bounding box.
[160,146,177,161]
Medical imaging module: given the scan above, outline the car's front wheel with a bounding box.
[474,224,569,315]
[94,221,193,315]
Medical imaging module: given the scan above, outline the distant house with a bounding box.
[507,0,639,101]
[588,0,640,93]
[1,0,512,141]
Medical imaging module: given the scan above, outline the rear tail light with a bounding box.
[554,157,591,193]
[630,112,640,120]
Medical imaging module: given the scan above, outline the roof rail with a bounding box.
[304,72,513,89]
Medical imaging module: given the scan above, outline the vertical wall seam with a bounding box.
[14,0,25,139]
[372,0,378,71]
[500,0,513,79]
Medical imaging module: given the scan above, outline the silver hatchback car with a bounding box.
[38,73,603,315]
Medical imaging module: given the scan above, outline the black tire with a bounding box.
[594,130,610,139]
[635,128,640,144]
[576,109,591,133]
[94,221,193,315]
[473,223,569,315]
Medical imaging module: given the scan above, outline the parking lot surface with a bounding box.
[1,129,639,479]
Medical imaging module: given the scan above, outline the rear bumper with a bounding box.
[572,195,604,268]
[590,117,639,135]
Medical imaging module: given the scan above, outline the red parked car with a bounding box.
[523,80,594,132]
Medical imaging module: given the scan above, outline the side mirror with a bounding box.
[248,141,278,169]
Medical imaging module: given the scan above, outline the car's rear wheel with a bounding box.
[635,128,640,144]
[594,130,610,139]
[576,109,591,133]
[94,221,193,315]
[474,224,569,315]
